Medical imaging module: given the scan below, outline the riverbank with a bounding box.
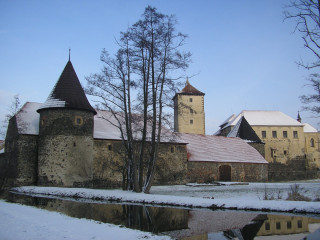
[11,181,320,214]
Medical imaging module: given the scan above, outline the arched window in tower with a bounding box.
[310,138,315,147]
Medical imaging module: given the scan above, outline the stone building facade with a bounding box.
[0,60,268,190]
[216,110,320,180]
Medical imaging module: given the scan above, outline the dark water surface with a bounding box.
[5,192,320,240]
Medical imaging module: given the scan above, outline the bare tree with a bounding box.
[0,94,21,139]
[86,6,191,193]
[284,0,320,69]
[300,73,320,116]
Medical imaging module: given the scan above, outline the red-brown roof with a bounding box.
[173,80,204,99]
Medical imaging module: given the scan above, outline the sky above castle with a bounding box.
[0,0,318,134]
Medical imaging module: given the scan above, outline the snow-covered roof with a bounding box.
[223,110,304,129]
[219,114,236,128]
[178,133,268,164]
[303,123,318,133]
[15,102,183,143]
[15,102,41,135]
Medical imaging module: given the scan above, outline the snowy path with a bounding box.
[0,200,171,240]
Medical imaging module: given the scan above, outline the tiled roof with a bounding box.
[173,79,204,99]
[37,61,96,114]
[178,133,268,164]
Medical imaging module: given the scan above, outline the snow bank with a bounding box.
[0,200,171,240]
[12,186,320,214]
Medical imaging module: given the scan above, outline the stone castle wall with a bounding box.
[93,139,189,188]
[268,155,318,181]
[187,161,268,183]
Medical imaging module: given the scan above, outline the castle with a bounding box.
[6,59,318,189]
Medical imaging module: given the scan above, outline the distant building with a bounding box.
[0,60,268,189]
[216,110,320,180]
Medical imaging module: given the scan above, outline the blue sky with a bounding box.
[0,0,318,134]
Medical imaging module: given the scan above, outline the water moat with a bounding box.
[4,192,320,239]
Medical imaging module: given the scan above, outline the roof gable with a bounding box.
[38,61,96,114]
[227,116,263,143]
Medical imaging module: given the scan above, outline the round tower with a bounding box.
[37,60,96,187]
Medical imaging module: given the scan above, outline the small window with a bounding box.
[262,131,266,139]
[271,149,277,158]
[297,220,302,228]
[170,146,175,153]
[41,117,46,126]
[284,150,287,155]
[283,131,287,138]
[310,138,315,147]
[75,116,83,126]
[189,98,193,102]
[276,222,281,230]
[272,131,277,138]
[190,119,193,124]
[108,144,112,151]
[287,221,292,229]
[265,222,270,231]
[293,131,298,138]
[190,109,193,114]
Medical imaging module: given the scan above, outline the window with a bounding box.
[272,131,277,138]
[287,221,292,229]
[262,131,266,139]
[293,131,298,138]
[75,116,83,126]
[284,150,287,155]
[108,144,112,151]
[189,98,193,102]
[265,222,270,231]
[283,131,287,138]
[170,146,175,153]
[276,222,281,230]
[190,109,193,114]
[190,119,193,124]
[297,220,302,228]
[271,149,277,158]
[41,117,46,126]
[310,138,315,147]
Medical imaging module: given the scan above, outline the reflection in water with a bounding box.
[5,193,320,240]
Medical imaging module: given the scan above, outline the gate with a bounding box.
[219,165,231,181]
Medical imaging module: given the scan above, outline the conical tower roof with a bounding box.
[173,78,205,100]
[38,60,96,114]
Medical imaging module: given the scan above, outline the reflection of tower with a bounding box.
[173,79,205,134]
[37,60,96,187]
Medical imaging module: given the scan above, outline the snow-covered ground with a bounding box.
[0,200,171,240]
[11,181,320,214]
